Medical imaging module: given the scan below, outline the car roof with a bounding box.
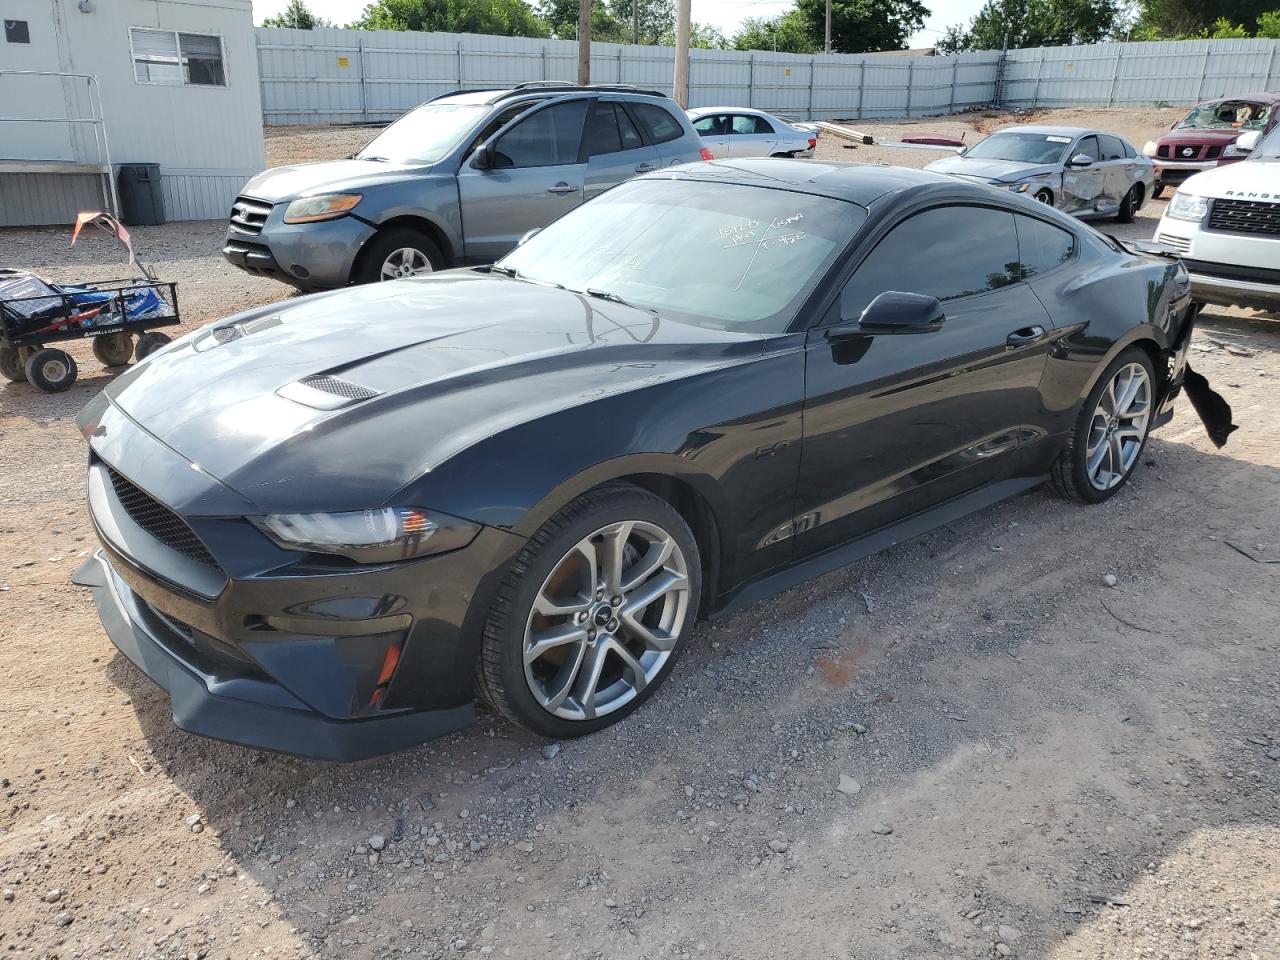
[430,83,672,108]
[989,124,1100,137]
[658,158,965,206]
[688,106,770,116]
[1196,92,1280,105]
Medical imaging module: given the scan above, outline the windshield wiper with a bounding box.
[359,155,392,162]
[489,265,519,278]
[583,288,657,314]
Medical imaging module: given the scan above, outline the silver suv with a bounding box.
[223,84,710,290]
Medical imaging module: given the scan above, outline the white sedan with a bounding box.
[686,107,818,160]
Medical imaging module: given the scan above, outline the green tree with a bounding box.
[1209,15,1250,34]
[793,0,930,52]
[601,0,673,44]
[688,22,730,47]
[355,0,550,36]
[732,11,819,52]
[1133,0,1277,37]
[262,0,333,27]
[936,0,1121,52]
[1257,9,1280,35]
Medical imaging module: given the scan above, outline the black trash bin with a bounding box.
[116,163,166,226]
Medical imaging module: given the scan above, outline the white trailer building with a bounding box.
[1,0,265,226]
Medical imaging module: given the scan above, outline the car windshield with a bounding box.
[1251,125,1280,160]
[964,132,1071,164]
[498,179,865,333]
[356,103,490,163]
[1177,99,1270,131]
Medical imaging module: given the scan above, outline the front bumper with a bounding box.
[1154,159,1216,185]
[74,550,474,761]
[1188,272,1280,311]
[223,207,376,291]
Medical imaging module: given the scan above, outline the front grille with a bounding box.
[229,197,272,236]
[1156,232,1191,253]
[105,467,220,571]
[300,374,377,401]
[1157,145,1170,159]
[1206,144,1222,159]
[1208,198,1280,236]
[1170,144,1202,160]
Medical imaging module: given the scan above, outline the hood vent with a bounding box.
[277,374,381,410]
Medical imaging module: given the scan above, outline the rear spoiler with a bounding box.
[1112,237,1184,259]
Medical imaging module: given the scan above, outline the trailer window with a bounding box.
[131,28,225,87]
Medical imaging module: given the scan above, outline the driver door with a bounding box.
[1062,135,1104,214]
[456,99,589,263]
[796,204,1055,559]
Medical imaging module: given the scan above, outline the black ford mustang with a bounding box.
[75,160,1226,760]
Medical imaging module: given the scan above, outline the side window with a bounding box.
[631,102,683,145]
[582,101,622,157]
[1097,135,1125,161]
[840,206,1021,320]
[730,115,755,135]
[1015,214,1075,279]
[1075,135,1100,161]
[1121,138,1137,159]
[692,115,718,135]
[465,103,536,159]
[492,100,588,169]
[616,105,643,150]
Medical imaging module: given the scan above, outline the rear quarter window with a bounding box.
[1015,214,1075,278]
[630,102,684,144]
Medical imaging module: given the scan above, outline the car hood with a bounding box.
[239,158,430,203]
[1177,158,1280,198]
[89,274,765,514]
[1159,129,1246,144]
[924,156,1057,183]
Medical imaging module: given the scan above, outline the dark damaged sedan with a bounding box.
[75,160,1227,760]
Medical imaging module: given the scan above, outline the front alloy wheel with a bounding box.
[524,520,691,721]
[476,483,701,738]
[380,247,434,281]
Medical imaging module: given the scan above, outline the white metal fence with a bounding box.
[257,29,1280,126]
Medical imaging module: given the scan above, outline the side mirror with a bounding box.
[1233,130,1262,153]
[847,291,945,334]
[1067,153,1094,167]
[517,227,541,247]
[472,141,495,170]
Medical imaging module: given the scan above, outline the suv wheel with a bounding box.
[475,483,701,739]
[355,228,445,284]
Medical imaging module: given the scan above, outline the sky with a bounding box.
[250,0,987,48]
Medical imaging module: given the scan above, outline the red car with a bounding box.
[1143,93,1279,196]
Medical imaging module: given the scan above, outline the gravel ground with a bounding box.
[1,108,1278,960]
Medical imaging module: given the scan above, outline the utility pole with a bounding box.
[632,0,639,45]
[578,0,591,85]
[824,0,832,52]
[673,0,690,107]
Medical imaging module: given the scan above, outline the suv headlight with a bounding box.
[1166,191,1209,222]
[282,193,363,224]
[1143,140,1158,157]
[255,507,478,563]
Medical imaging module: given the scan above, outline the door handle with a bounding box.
[546,183,578,195]
[1006,325,1046,348]
[635,162,656,173]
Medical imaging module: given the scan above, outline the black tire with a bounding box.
[0,345,25,383]
[24,348,78,393]
[1151,182,1165,200]
[1116,184,1143,223]
[92,332,134,367]
[475,482,702,740]
[1033,188,1054,206]
[135,332,171,361]
[1049,347,1156,504]
[354,228,445,285]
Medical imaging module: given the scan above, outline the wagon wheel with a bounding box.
[23,348,78,393]
[92,333,135,367]
[0,344,25,383]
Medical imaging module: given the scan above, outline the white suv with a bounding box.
[1153,127,1280,311]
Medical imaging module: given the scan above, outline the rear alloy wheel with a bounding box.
[1116,184,1143,223]
[1033,188,1053,206]
[475,483,701,738]
[0,345,26,383]
[355,228,444,285]
[1050,348,1154,503]
[23,347,78,393]
[92,332,134,367]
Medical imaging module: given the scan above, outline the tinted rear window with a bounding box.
[1015,214,1075,279]
[631,102,683,144]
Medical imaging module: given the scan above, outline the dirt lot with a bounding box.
[1,108,1278,960]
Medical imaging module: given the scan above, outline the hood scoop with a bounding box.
[278,374,381,410]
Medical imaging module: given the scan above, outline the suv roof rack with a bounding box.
[491,83,669,102]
